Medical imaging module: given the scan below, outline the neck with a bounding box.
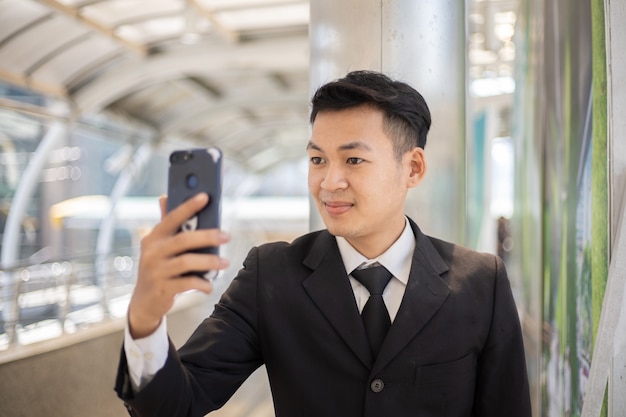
[346,217,407,259]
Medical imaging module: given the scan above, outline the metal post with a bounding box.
[95,142,155,316]
[1,121,67,344]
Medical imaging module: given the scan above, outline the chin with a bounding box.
[319,210,364,237]
[323,222,359,240]
[321,219,344,236]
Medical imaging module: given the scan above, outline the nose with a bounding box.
[320,163,348,191]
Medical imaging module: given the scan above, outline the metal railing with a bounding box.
[0,251,137,350]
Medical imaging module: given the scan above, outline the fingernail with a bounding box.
[219,231,231,242]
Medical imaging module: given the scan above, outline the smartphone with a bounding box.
[166,147,223,280]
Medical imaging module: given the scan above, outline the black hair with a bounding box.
[310,70,432,157]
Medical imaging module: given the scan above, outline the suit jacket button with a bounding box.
[370,379,384,393]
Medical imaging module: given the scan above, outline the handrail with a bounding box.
[0,249,138,350]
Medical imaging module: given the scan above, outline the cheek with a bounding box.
[307,172,319,192]
[308,165,329,187]
[368,173,406,202]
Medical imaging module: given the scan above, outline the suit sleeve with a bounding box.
[473,256,532,417]
[114,247,264,417]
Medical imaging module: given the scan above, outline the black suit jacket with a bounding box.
[116,218,531,417]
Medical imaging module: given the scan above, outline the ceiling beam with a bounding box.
[0,68,68,98]
[33,0,148,55]
[189,0,241,43]
[159,93,307,136]
[72,35,308,114]
[202,0,307,13]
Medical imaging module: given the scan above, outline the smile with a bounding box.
[323,201,353,215]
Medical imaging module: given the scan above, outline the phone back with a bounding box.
[167,147,222,255]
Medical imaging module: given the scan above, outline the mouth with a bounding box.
[322,200,353,215]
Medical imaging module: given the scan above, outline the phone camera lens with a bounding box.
[186,174,198,189]
[170,151,193,163]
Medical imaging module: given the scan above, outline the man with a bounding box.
[116,70,531,417]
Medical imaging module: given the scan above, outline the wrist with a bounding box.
[127,308,162,339]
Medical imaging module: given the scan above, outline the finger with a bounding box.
[166,274,214,295]
[164,252,229,278]
[159,195,167,220]
[167,229,230,256]
[139,228,229,279]
[148,229,228,262]
[158,192,209,236]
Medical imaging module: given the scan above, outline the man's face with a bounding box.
[307,105,426,258]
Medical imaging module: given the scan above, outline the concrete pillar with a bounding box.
[309,0,467,244]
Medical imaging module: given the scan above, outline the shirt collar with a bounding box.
[336,217,415,285]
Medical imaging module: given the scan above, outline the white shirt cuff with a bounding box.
[124,316,169,392]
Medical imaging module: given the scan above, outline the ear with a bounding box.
[406,147,427,188]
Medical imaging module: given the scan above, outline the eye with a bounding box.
[310,156,324,165]
[346,157,364,165]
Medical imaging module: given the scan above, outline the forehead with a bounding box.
[309,106,390,151]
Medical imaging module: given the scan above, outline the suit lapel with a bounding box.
[302,232,374,367]
[300,223,452,372]
[373,221,451,374]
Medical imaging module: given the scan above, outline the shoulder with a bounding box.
[247,229,333,265]
[408,217,500,274]
[428,235,500,269]
[255,229,328,252]
[425,236,510,303]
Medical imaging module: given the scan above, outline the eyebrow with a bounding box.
[306,140,373,152]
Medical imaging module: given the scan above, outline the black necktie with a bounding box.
[351,265,393,356]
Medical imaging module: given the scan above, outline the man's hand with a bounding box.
[127,193,230,339]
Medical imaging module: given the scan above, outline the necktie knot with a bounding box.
[351,265,392,296]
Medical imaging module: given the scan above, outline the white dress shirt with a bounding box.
[124,217,415,391]
[336,217,415,322]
